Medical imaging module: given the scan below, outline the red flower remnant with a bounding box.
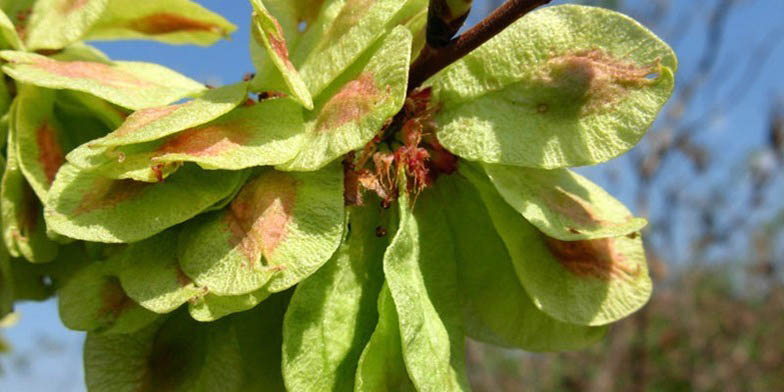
[32,58,153,89]
[315,72,379,133]
[128,13,225,35]
[224,172,298,265]
[544,236,641,281]
[36,122,65,184]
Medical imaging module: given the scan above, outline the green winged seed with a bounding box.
[354,284,417,392]
[84,0,236,46]
[469,170,652,326]
[296,0,424,97]
[89,82,249,148]
[482,163,647,240]
[15,86,105,201]
[45,163,243,243]
[55,90,129,130]
[283,204,388,392]
[233,292,290,391]
[383,184,469,392]
[115,229,203,314]
[178,164,344,296]
[442,172,607,351]
[58,260,159,334]
[68,96,306,182]
[84,311,244,392]
[188,287,271,322]
[1,51,206,110]
[2,103,58,263]
[430,5,677,168]
[249,0,313,109]
[24,0,109,50]
[0,8,22,50]
[279,25,411,171]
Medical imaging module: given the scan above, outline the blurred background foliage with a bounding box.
[1,0,783,390]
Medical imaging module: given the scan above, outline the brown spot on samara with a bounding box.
[175,266,192,287]
[19,183,40,235]
[154,122,250,158]
[544,186,608,229]
[315,72,379,133]
[540,49,659,115]
[109,104,185,139]
[544,236,640,281]
[72,178,149,216]
[35,123,65,185]
[60,0,89,14]
[98,276,134,322]
[128,13,225,35]
[32,58,152,89]
[223,171,298,265]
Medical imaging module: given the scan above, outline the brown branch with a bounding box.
[407,0,552,92]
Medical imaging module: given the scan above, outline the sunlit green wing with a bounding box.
[2,101,58,263]
[430,5,676,168]
[296,0,425,97]
[84,311,244,392]
[278,26,411,171]
[1,51,206,110]
[15,85,107,201]
[283,204,388,392]
[115,229,203,314]
[0,8,22,50]
[482,163,647,240]
[468,169,652,326]
[45,163,243,243]
[58,260,159,334]
[188,287,270,322]
[84,0,236,46]
[354,285,417,392]
[24,0,109,50]
[178,165,344,296]
[249,0,313,109]
[442,172,607,351]
[383,185,469,391]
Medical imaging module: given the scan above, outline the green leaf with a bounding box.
[482,163,647,240]
[354,284,416,392]
[84,0,236,46]
[278,25,411,171]
[1,51,206,110]
[383,183,469,391]
[431,5,677,168]
[467,168,652,326]
[249,0,313,109]
[24,0,108,50]
[115,229,203,314]
[187,287,270,322]
[295,0,425,97]
[283,203,388,392]
[0,8,22,50]
[441,172,607,351]
[84,310,244,392]
[59,260,159,334]
[2,101,59,263]
[179,165,344,296]
[45,163,243,243]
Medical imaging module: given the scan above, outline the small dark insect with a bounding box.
[375,225,388,237]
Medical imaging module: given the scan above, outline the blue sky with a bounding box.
[2,1,783,390]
